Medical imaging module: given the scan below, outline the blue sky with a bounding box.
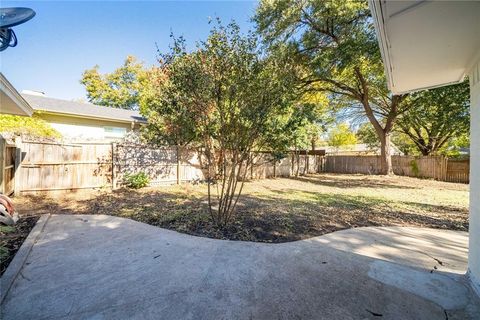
[1,1,257,100]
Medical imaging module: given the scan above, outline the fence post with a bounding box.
[444,157,448,182]
[273,160,276,178]
[250,153,254,180]
[13,137,22,196]
[291,153,294,177]
[176,146,181,185]
[0,135,5,194]
[111,142,117,189]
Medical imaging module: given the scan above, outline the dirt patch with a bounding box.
[1,216,39,276]
[14,174,469,243]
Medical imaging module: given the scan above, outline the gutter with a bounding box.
[34,110,147,125]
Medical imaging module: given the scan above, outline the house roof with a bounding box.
[369,0,480,94]
[0,73,33,116]
[22,93,147,124]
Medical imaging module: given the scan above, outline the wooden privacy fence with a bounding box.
[323,155,469,183]
[18,141,113,193]
[446,159,470,183]
[2,137,469,195]
[7,139,326,194]
[0,138,17,195]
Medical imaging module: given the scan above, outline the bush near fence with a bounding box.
[1,137,468,195]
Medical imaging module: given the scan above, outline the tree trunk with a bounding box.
[176,145,181,184]
[353,68,406,176]
[379,132,394,175]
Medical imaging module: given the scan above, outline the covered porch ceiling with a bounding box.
[370,0,480,94]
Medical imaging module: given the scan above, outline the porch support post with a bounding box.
[468,56,480,295]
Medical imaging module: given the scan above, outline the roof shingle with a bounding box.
[22,93,146,123]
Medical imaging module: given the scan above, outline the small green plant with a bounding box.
[410,159,420,177]
[0,225,15,264]
[124,172,150,189]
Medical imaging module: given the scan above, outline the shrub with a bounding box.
[410,159,420,177]
[124,172,150,189]
[0,113,61,138]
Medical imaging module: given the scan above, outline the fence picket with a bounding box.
[9,139,469,194]
[323,155,468,183]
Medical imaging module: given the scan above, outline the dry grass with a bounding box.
[15,174,469,243]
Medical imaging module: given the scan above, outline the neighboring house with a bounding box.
[369,0,480,295]
[0,73,33,117]
[22,91,146,141]
[320,143,403,156]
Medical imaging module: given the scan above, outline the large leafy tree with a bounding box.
[81,56,146,110]
[143,21,299,226]
[397,82,470,156]
[327,123,357,150]
[356,122,417,155]
[255,0,408,174]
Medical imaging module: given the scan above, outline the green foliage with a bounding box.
[262,102,329,152]
[255,0,383,102]
[0,225,15,264]
[124,172,150,189]
[443,133,470,158]
[410,160,420,177]
[0,114,61,138]
[0,245,8,262]
[357,122,418,155]
[255,0,409,174]
[391,133,420,156]
[143,20,301,225]
[0,225,15,233]
[356,122,379,149]
[81,56,146,110]
[327,123,357,149]
[398,81,470,156]
[140,37,203,147]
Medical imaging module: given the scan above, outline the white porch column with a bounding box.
[469,56,480,295]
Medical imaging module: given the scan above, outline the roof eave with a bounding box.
[35,110,145,124]
[0,73,34,116]
[369,0,395,93]
[369,0,479,94]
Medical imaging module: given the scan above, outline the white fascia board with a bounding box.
[369,0,394,92]
[0,73,33,116]
[36,110,135,124]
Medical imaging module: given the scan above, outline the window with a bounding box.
[104,126,127,138]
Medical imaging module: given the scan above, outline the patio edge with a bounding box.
[467,269,480,298]
[0,214,50,304]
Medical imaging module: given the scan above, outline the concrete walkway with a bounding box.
[1,215,479,320]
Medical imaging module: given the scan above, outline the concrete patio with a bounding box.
[1,214,479,319]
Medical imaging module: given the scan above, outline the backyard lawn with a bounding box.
[15,173,469,243]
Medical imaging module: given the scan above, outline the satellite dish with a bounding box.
[0,7,36,52]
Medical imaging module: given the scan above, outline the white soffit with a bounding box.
[0,73,33,116]
[370,0,480,94]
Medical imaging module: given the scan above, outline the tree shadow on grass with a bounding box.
[289,175,420,190]
[16,185,469,243]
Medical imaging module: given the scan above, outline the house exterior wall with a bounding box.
[36,113,134,141]
[469,57,480,294]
